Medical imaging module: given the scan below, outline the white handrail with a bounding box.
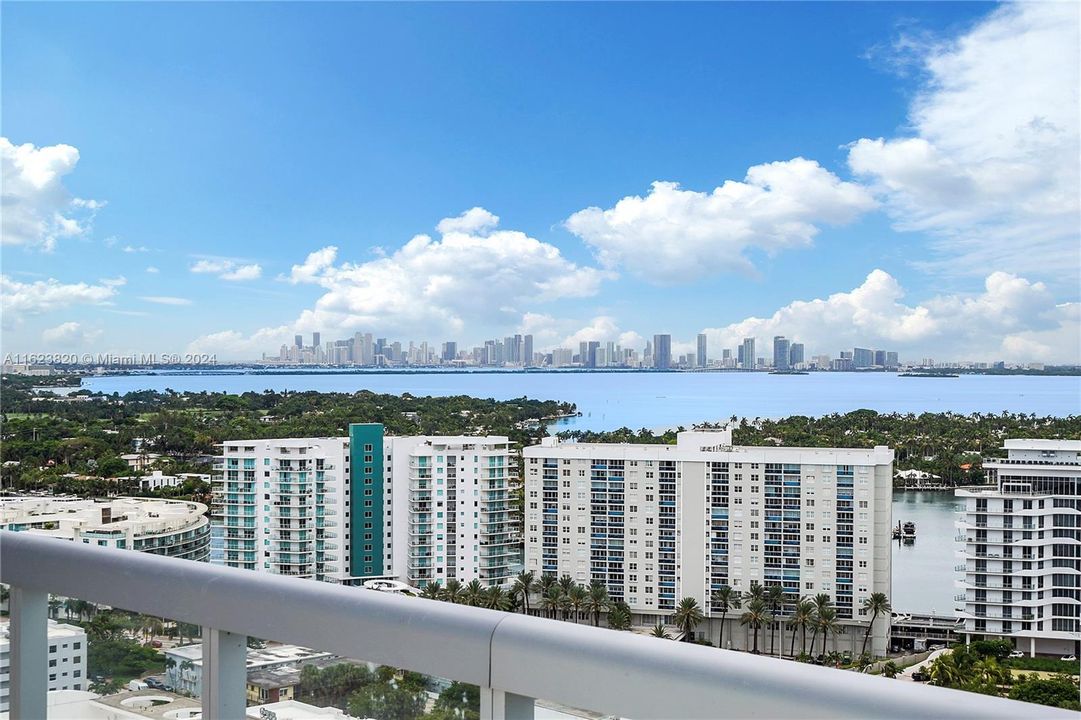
[0,531,1074,719]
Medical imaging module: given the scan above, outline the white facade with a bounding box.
[0,497,210,562]
[215,438,350,581]
[0,619,87,712]
[523,430,894,655]
[214,430,517,588]
[956,438,1081,656]
[389,435,517,589]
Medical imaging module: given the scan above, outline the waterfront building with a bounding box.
[523,334,534,367]
[853,348,873,369]
[0,497,210,562]
[696,334,707,368]
[789,343,805,368]
[773,336,790,371]
[740,338,755,370]
[652,335,671,370]
[955,439,1081,657]
[0,619,87,712]
[523,430,894,655]
[214,425,517,588]
[886,351,899,369]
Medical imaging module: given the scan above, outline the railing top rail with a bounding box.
[0,531,1073,719]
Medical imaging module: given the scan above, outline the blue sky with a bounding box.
[2,2,1078,362]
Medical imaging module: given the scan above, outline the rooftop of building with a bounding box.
[0,617,86,643]
[166,642,332,669]
[0,496,208,537]
[528,430,894,464]
[1001,438,1081,451]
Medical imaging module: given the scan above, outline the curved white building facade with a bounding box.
[0,496,211,562]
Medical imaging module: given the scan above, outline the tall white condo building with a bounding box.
[523,430,894,655]
[956,439,1081,657]
[214,424,517,588]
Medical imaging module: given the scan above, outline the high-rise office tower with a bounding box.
[524,430,894,654]
[789,343,805,368]
[741,338,756,370]
[294,334,303,349]
[773,336,790,371]
[874,350,886,367]
[442,341,458,362]
[853,348,873,368]
[312,332,321,349]
[653,334,672,370]
[523,335,534,367]
[214,425,517,589]
[956,440,1081,656]
[586,341,601,368]
[696,334,707,368]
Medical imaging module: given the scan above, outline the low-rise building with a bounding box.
[164,643,332,698]
[0,496,210,562]
[0,619,87,713]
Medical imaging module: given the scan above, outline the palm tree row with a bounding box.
[418,571,613,625]
[710,582,891,659]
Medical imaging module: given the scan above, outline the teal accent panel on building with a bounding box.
[348,423,385,577]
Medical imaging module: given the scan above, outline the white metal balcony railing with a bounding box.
[0,532,1072,720]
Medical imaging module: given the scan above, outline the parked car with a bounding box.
[1008,650,1025,659]
[911,671,928,682]
[1061,654,1077,662]
[927,644,944,651]
[144,677,166,690]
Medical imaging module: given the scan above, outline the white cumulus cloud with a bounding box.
[847,2,1080,279]
[188,209,611,358]
[565,158,876,283]
[1,138,104,252]
[700,270,1078,364]
[190,257,262,281]
[42,321,102,347]
[1,275,124,318]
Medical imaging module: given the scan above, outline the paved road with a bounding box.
[897,648,950,682]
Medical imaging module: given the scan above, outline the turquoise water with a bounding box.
[82,370,1080,432]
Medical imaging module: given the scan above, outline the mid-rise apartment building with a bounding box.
[214,425,517,588]
[955,439,1081,657]
[523,430,894,655]
[0,619,87,712]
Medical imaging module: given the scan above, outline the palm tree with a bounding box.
[739,598,771,654]
[816,606,840,657]
[557,574,575,596]
[511,571,535,615]
[586,580,609,626]
[766,585,785,655]
[651,622,671,639]
[743,581,766,604]
[860,592,891,659]
[421,581,443,600]
[540,585,562,619]
[789,598,815,657]
[567,585,588,623]
[463,579,485,607]
[607,603,631,630]
[483,586,510,611]
[708,587,738,652]
[881,660,901,679]
[539,572,556,599]
[672,597,705,643]
[443,578,463,604]
[809,593,833,655]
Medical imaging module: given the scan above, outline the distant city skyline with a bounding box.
[1,2,1077,364]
